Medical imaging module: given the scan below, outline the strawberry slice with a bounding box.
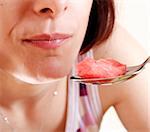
[77,57,126,78]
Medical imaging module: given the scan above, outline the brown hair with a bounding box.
[80,0,115,54]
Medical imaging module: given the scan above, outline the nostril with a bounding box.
[64,6,67,11]
[40,8,53,13]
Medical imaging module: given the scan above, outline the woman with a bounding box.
[0,0,149,132]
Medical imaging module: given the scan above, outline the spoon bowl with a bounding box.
[71,56,150,85]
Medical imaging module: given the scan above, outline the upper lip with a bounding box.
[23,33,72,41]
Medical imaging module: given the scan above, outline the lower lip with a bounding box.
[22,39,68,49]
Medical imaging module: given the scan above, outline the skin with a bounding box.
[0,0,149,132]
[0,0,92,81]
[93,25,149,131]
[0,0,93,131]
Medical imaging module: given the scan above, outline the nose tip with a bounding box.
[33,0,68,18]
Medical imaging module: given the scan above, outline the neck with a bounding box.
[0,69,67,108]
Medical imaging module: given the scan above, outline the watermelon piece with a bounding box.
[77,57,127,78]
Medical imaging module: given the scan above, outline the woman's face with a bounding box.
[0,0,93,83]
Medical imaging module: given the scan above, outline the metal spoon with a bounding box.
[70,56,150,85]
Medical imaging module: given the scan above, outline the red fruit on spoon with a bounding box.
[77,57,127,78]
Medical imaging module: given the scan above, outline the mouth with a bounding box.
[22,33,72,49]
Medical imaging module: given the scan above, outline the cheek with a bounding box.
[71,2,92,49]
[0,1,29,37]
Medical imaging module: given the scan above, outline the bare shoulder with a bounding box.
[92,23,149,112]
[93,23,148,64]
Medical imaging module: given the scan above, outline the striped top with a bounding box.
[65,50,103,132]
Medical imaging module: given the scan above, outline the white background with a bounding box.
[115,0,150,54]
[100,0,149,132]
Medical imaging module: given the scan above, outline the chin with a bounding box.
[36,62,72,79]
[25,56,74,82]
[43,67,71,79]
